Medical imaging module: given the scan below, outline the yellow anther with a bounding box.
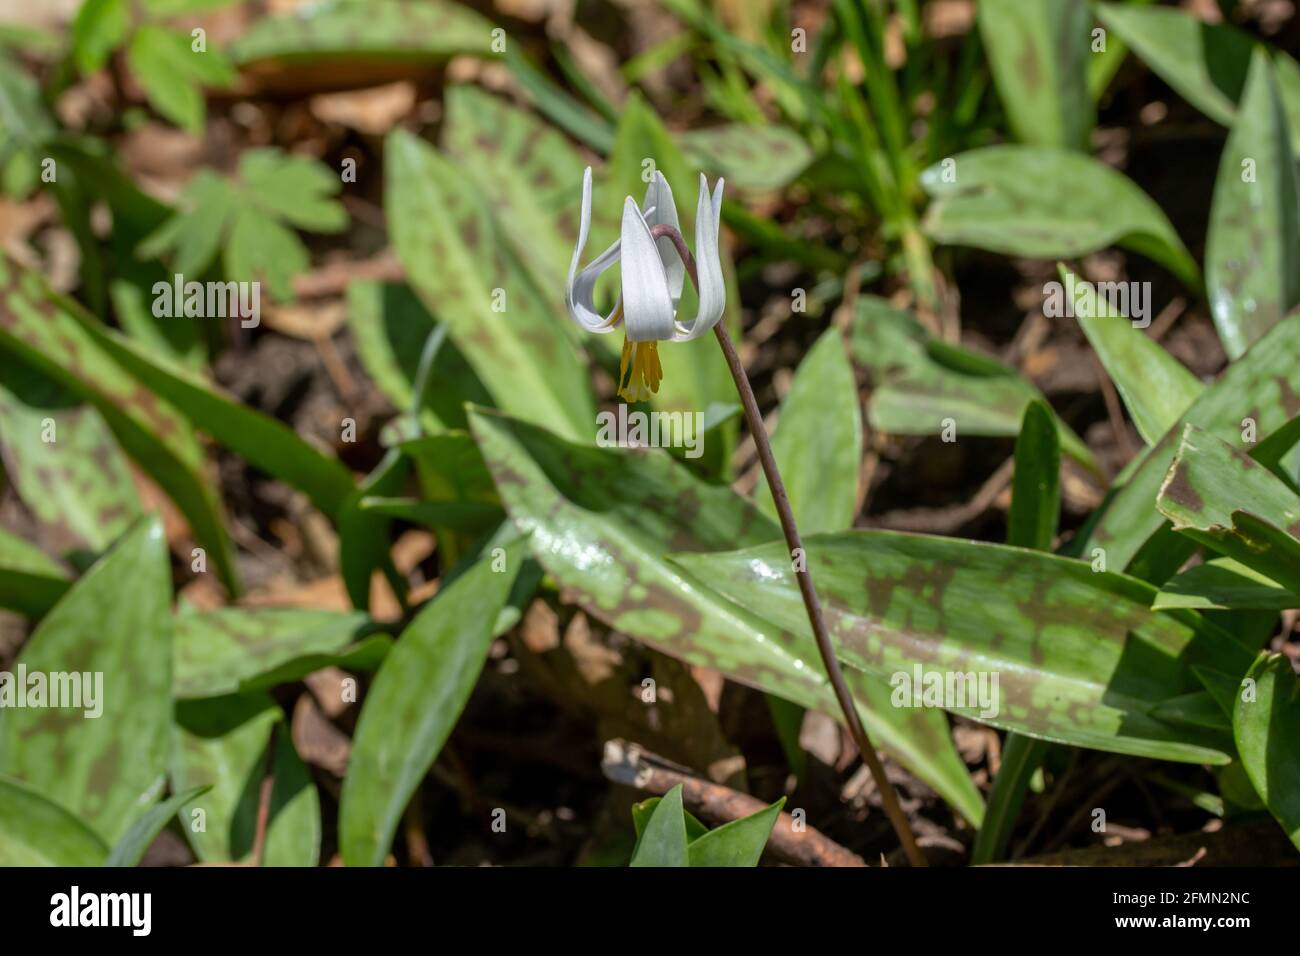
[617,337,662,404]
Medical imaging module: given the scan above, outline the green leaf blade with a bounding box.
[468,407,984,825]
[1206,51,1300,360]
[338,540,526,866]
[757,329,860,534]
[0,518,172,845]
[1233,653,1300,850]
[629,783,689,867]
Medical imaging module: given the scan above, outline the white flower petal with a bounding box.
[642,171,685,308]
[565,167,622,333]
[620,196,675,342]
[673,175,727,341]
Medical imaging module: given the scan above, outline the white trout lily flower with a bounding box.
[566,167,726,402]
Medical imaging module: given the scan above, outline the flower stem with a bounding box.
[650,224,927,867]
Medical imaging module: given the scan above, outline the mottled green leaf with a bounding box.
[1155,558,1298,611]
[174,608,380,699]
[1081,315,1300,571]
[756,329,860,534]
[442,86,587,296]
[850,297,1096,471]
[1062,266,1204,444]
[172,694,321,866]
[1096,4,1300,145]
[386,129,595,443]
[0,256,238,591]
[921,146,1199,287]
[68,309,356,521]
[126,25,235,133]
[629,783,688,867]
[687,796,784,866]
[0,775,108,866]
[0,518,171,844]
[679,124,813,190]
[0,525,69,619]
[1206,51,1300,360]
[1158,425,1300,595]
[339,540,525,866]
[230,0,494,65]
[978,0,1093,150]
[1234,652,1300,850]
[469,407,984,824]
[673,531,1253,763]
[107,785,210,867]
[0,361,141,553]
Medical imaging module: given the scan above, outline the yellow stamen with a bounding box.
[617,336,663,404]
[599,300,624,329]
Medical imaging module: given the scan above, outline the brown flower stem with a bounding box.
[251,724,278,868]
[650,223,927,867]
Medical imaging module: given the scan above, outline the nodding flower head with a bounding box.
[565,167,726,403]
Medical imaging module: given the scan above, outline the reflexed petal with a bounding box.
[642,171,685,308]
[673,175,727,341]
[565,167,622,333]
[620,196,675,342]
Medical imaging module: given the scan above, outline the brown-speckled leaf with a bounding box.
[468,406,984,824]
[0,775,108,866]
[172,693,321,866]
[1081,315,1300,572]
[0,255,238,591]
[672,531,1254,764]
[978,0,1094,150]
[230,0,494,66]
[1206,51,1300,360]
[442,86,587,298]
[1096,3,1300,146]
[386,129,595,443]
[1095,4,1255,129]
[0,517,171,844]
[1158,425,1300,595]
[679,124,813,190]
[173,608,382,700]
[850,297,1096,471]
[0,525,69,619]
[921,146,1199,287]
[68,312,356,522]
[0,359,140,554]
